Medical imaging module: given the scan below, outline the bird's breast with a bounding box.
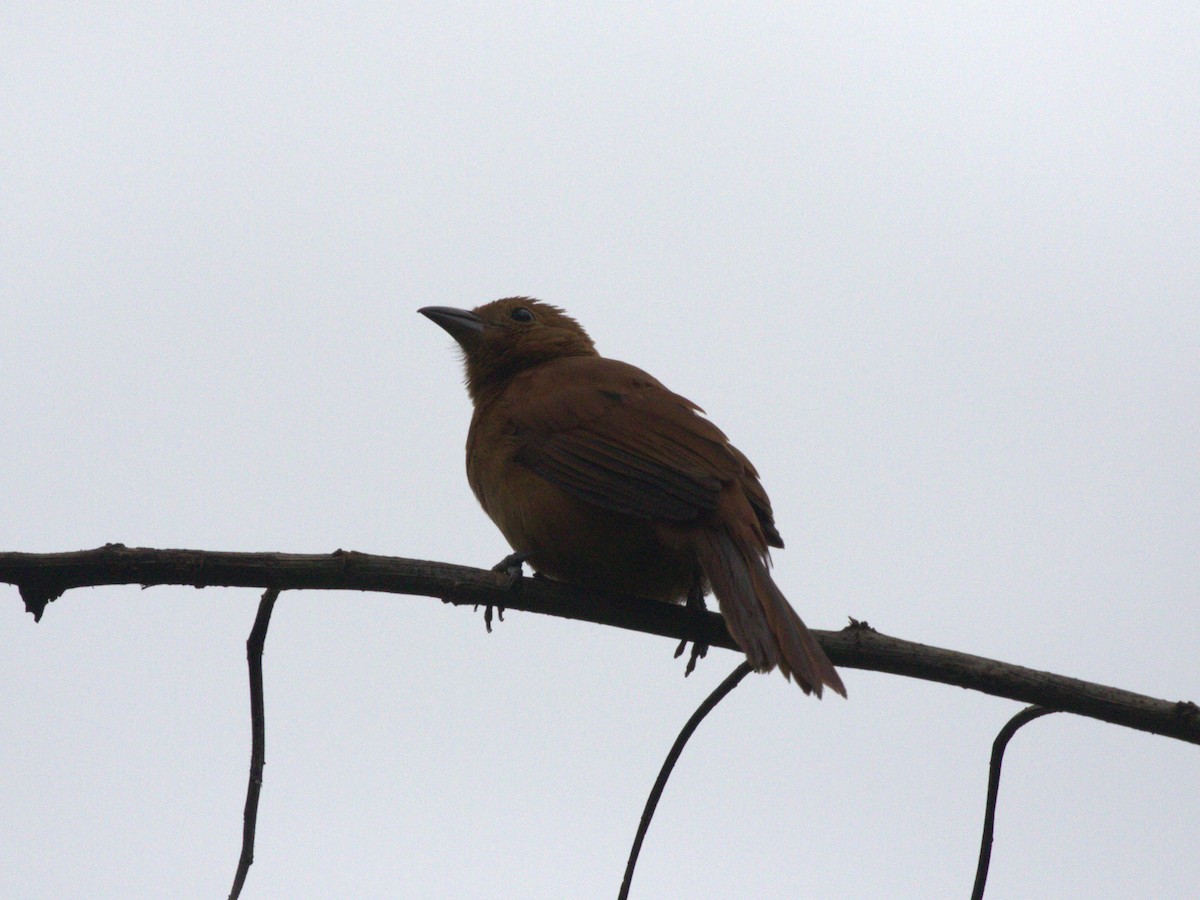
[465,406,696,602]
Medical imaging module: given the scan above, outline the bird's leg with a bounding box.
[674,580,710,676]
[478,550,532,633]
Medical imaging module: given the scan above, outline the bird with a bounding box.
[419,297,845,698]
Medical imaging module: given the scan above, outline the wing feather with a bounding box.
[508,357,777,535]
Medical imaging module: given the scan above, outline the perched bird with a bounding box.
[420,298,845,698]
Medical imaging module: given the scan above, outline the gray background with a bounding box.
[3,5,1197,898]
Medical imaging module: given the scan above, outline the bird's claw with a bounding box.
[676,584,710,677]
[674,637,708,676]
[478,551,533,633]
[475,603,503,633]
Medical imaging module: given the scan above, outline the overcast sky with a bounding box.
[3,5,1197,899]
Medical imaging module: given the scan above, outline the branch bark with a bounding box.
[4,544,1197,745]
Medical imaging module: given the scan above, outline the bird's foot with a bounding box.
[477,550,533,633]
[674,639,708,676]
[477,603,503,633]
[674,586,710,677]
[492,549,532,582]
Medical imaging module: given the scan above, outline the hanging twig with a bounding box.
[618,661,754,900]
[228,587,280,900]
[970,705,1059,900]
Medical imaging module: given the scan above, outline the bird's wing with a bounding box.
[507,357,782,544]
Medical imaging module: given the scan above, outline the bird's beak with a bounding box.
[419,306,485,349]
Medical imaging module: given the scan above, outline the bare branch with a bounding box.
[3,545,1197,744]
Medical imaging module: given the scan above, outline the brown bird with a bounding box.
[420,297,845,698]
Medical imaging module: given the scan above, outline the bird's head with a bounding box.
[420,297,598,402]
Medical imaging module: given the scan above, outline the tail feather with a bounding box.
[698,528,775,669]
[696,528,845,698]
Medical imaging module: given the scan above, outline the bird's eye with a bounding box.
[510,307,534,323]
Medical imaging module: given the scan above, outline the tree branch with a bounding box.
[4,545,1197,745]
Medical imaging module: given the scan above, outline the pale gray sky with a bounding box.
[3,5,1198,898]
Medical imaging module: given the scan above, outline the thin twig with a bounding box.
[229,587,280,900]
[971,705,1058,900]
[618,661,754,900]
